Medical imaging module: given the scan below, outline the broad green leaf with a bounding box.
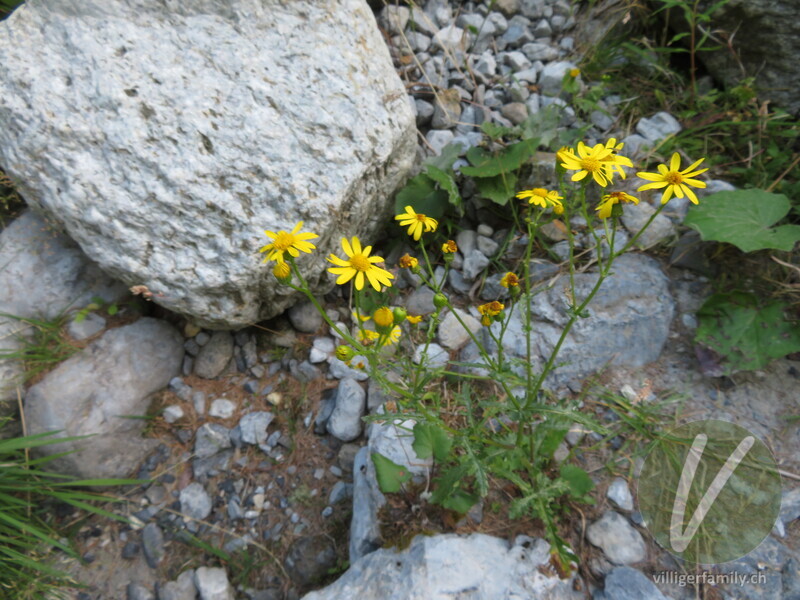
[441,489,479,513]
[684,189,800,252]
[371,452,411,493]
[559,464,595,498]
[696,292,800,372]
[412,422,452,462]
[426,165,463,214]
[475,172,518,206]
[394,173,448,219]
[431,463,472,508]
[461,139,536,178]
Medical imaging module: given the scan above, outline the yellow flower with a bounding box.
[272,261,291,281]
[395,205,438,241]
[442,240,458,253]
[595,191,640,219]
[406,314,423,324]
[602,138,628,182]
[569,68,581,78]
[259,221,318,263]
[373,306,394,328]
[327,237,394,291]
[500,272,519,288]
[398,254,419,269]
[358,329,380,344]
[384,325,401,346]
[559,141,633,187]
[478,301,505,317]
[637,152,708,204]
[516,187,564,212]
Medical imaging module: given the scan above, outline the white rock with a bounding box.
[621,202,676,247]
[163,405,185,424]
[412,343,449,369]
[327,378,366,442]
[538,60,577,96]
[209,398,237,419]
[438,308,482,350]
[425,129,455,155]
[0,0,415,329]
[607,477,634,511]
[586,511,646,565]
[194,566,234,600]
[636,111,682,142]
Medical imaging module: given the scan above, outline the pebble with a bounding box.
[327,378,367,442]
[239,411,275,445]
[635,111,681,143]
[587,511,647,565]
[462,249,490,281]
[67,312,106,340]
[121,541,140,559]
[180,482,213,521]
[194,423,232,458]
[438,308,481,350]
[288,301,323,333]
[163,405,184,424]
[194,566,235,600]
[209,398,237,419]
[127,583,156,600]
[141,522,165,568]
[194,332,234,379]
[606,478,634,511]
[406,286,437,316]
[426,129,455,155]
[158,569,198,600]
[413,343,449,369]
[599,566,668,600]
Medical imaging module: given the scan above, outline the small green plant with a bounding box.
[72,296,119,324]
[0,312,77,384]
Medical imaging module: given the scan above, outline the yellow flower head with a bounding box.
[595,191,640,219]
[442,240,458,254]
[373,306,394,328]
[569,68,581,78]
[358,329,380,345]
[602,138,628,182]
[637,152,708,205]
[272,261,291,281]
[398,254,419,269]
[335,345,355,362]
[516,187,564,212]
[327,237,394,291]
[384,325,401,346]
[478,301,505,317]
[406,314,423,324]
[500,272,519,288]
[559,141,633,187]
[395,205,438,241]
[259,221,318,263]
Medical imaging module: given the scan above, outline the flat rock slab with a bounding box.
[0,0,416,329]
[24,318,183,478]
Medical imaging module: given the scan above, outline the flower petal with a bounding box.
[670,152,681,171]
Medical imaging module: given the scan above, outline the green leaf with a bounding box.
[475,172,518,206]
[424,142,463,171]
[430,463,475,511]
[684,189,800,252]
[426,165,463,214]
[696,292,800,372]
[107,304,119,316]
[371,452,411,493]
[441,489,479,513]
[480,120,515,141]
[460,139,536,178]
[412,423,452,462]
[559,464,595,498]
[394,173,448,220]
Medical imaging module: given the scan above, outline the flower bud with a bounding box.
[433,293,448,309]
[272,261,291,282]
[335,345,355,362]
[392,307,408,325]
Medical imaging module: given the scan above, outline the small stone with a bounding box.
[455,230,477,256]
[587,511,646,565]
[327,357,369,381]
[321,506,334,519]
[504,51,531,71]
[194,332,234,379]
[607,478,634,511]
[192,391,207,415]
[121,541,140,559]
[462,249,490,281]
[328,480,351,505]
[406,286,436,316]
[431,25,466,53]
[158,569,197,600]
[288,301,323,333]
[431,89,462,130]
[407,31,431,53]
[127,583,156,600]
[195,423,232,458]
[601,567,668,600]
[327,378,366,442]
[209,398,237,419]
[67,312,106,340]
[438,308,482,351]
[180,482,213,521]
[291,359,321,382]
[141,522,165,568]
[538,60,577,96]
[163,405,184,424]
[194,566,235,600]
[425,129,455,155]
[195,332,210,345]
[413,343,449,369]
[621,202,676,248]
[283,535,337,588]
[590,109,614,131]
[476,235,499,256]
[522,42,558,62]
[448,269,472,294]
[414,99,434,126]
[379,5,410,35]
[635,111,681,143]
[239,412,274,446]
[145,484,167,505]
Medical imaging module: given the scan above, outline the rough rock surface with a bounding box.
[0,0,416,328]
[303,533,582,600]
[462,253,674,388]
[0,211,127,401]
[24,318,183,478]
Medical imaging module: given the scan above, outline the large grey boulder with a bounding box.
[0,0,416,329]
[303,533,582,600]
[24,318,184,478]
[461,253,674,389]
[0,211,127,402]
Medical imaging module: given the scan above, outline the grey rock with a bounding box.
[121,541,140,559]
[500,22,534,48]
[500,102,528,125]
[194,332,233,379]
[194,566,235,600]
[142,522,165,569]
[408,6,439,36]
[193,391,207,415]
[67,312,107,340]
[163,405,185,424]
[621,202,676,247]
[431,91,462,130]
[438,308,482,350]
[522,42,559,62]
[413,343,449,369]
[328,357,369,381]
[406,286,436,316]
[209,398,237,419]
[328,378,366,442]
[195,423,232,458]
[590,109,614,131]
[479,273,511,301]
[619,134,651,159]
[462,249,490,281]
[239,412,274,445]
[538,60,577,96]
[0,211,127,400]
[456,230,478,256]
[128,583,156,600]
[597,567,668,600]
[606,478,634,511]
[587,511,646,565]
[284,535,337,587]
[159,569,197,600]
[0,0,415,329]
[476,235,499,257]
[702,179,736,196]
[288,301,323,334]
[477,224,493,237]
[180,482,213,521]
[532,18,552,38]
[448,269,472,294]
[425,129,455,155]
[431,25,467,54]
[328,481,352,505]
[306,533,582,600]
[379,5,409,36]
[406,32,431,53]
[503,50,531,71]
[473,51,497,82]
[24,318,181,478]
[415,99,434,126]
[291,359,322,383]
[636,111,682,143]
